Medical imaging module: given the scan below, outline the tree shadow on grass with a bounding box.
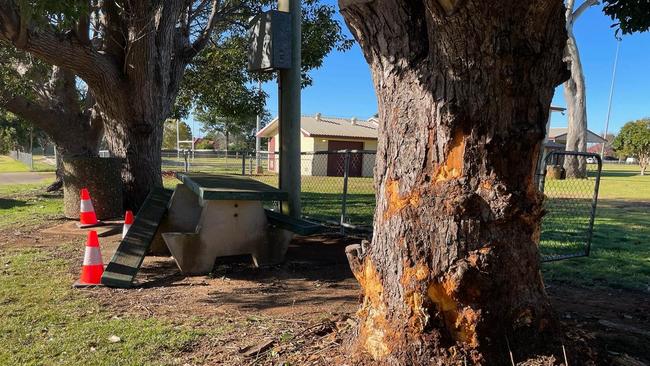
[0,198,28,210]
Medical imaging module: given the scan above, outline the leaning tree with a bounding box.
[563,0,650,178]
[0,47,103,190]
[563,0,598,179]
[339,0,649,364]
[0,0,349,208]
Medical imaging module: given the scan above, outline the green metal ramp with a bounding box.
[101,188,173,288]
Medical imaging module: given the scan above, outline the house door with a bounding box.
[327,140,363,177]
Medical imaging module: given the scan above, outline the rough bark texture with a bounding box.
[340,1,569,364]
[0,0,223,209]
[562,0,595,179]
[62,157,123,219]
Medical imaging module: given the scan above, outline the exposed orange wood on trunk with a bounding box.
[383,179,420,220]
[353,259,392,359]
[402,263,432,332]
[435,129,466,183]
[427,277,480,348]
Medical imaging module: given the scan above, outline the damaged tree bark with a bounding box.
[340,0,569,364]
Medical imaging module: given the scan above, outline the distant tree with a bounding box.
[612,119,650,175]
[194,139,214,150]
[563,0,650,179]
[194,107,270,153]
[0,110,28,153]
[162,120,192,150]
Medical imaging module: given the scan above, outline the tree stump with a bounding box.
[546,165,565,180]
[63,157,124,219]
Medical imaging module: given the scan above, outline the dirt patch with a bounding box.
[3,220,649,365]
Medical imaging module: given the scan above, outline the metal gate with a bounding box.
[538,151,602,262]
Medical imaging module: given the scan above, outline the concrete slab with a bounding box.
[41,219,123,237]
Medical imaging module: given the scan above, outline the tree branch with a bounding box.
[0,2,124,97]
[572,0,599,21]
[183,0,220,59]
[0,90,64,135]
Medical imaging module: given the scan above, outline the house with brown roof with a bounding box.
[256,113,378,177]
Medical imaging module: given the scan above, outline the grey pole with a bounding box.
[255,81,262,174]
[278,0,301,218]
[176,119,180,158]
[601,39,621,158]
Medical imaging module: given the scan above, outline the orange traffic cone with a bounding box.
[78,188,101,228]
[73,230,104,287]
[122,210,134,239]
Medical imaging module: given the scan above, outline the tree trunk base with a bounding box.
[63,157,124,219]
[46,178,63,192]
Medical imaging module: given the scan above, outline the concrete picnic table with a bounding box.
[161,173,296,274]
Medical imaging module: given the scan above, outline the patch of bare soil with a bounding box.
[4,220,649,365]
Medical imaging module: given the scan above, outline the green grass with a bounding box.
[542,200,650,291]
[0,154,56,172]
[0,246,204,366]
[0,155,30,172]
[0,184,62,231]
[32,155,57,172]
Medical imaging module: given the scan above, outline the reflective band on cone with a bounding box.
[122,210,134,239]
[79,188,99,226]
[74,231,104,287]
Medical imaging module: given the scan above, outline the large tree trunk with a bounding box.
[562,30,588,178]
[340,1,569,364]
[103,117,164,211]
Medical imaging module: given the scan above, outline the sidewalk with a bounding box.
[0,172,55,185]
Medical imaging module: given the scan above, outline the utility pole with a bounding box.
[602,39,621,158]
[255,81,262,174]
[278,0,301,218]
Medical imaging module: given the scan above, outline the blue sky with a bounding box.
[191,2,649,137]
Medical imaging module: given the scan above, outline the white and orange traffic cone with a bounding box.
[73,230,104,287]
[78,188,101,228]
[122,210,134,239]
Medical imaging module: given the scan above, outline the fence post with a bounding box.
[241,152,246,175]
[183,150,189,173]
[340,150,351,235]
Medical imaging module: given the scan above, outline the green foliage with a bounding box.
[602,0,650,34]
[161,119,192,150]
[0,111,30,153]
[612,118,650,173]
[194,107,257,151]
[175,0,353,121]
[195,139,214,150]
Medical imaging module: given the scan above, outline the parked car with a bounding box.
[626,157,638,164]
[586,157,597,164]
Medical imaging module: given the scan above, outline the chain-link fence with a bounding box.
[162,149,377,233]
[162,148,603,251]
[538,151,602,261]
[9,150,33,170]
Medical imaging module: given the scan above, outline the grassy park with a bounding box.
[1,154,649,364]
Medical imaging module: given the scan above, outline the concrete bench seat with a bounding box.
[264,209,326,236]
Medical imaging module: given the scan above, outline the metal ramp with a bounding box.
[101,188,173,288]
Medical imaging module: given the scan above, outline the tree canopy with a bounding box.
[602,0,650,34]
[612,118,650,175]
[162,119,192,150]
